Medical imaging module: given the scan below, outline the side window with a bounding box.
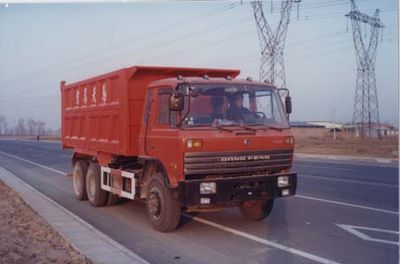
[143,89,153,124]
[158,88,172,124]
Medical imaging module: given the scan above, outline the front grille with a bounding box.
[184,149,293,176]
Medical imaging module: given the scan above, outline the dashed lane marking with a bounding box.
[2,149,397,263]
[296,195,398,215]
[0,148,396,217]
[0,149,343,263]
[300,174,397,188]
[184,214,341,264]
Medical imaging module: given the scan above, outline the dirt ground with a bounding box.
[0,180,92,264]
[293,128,399,159]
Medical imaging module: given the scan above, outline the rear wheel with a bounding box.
[146,173,181,232]
[72,161,88,201]
[238,199,274,221]
[86,162,108,207]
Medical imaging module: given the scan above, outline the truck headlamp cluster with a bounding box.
[186,139,203,148]
[277,176,289,188]
[200,182,216,194]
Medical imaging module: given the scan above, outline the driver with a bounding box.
[226,93,253,122]
[210,96,224,120]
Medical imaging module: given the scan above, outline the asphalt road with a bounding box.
[0,139,398,264]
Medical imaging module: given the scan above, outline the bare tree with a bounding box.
[55,127,61,136]
[27,117,38,136]
[0,115,7,136]
[37,121,46,136]
[15,118,26,136]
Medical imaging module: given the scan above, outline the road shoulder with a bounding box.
[0,167,148,264]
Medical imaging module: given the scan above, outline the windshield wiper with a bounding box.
[248,124,283,131]
[216,124,257,132]
[214,125,235,133]
[183,123,235,133]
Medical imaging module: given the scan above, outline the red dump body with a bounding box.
[61,66,240,157]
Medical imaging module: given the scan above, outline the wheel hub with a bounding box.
[148,191,161,217]
[88,175,95,197]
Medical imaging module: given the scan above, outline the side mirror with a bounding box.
[285,96,292,114]
[277,88,292,115]
[169,92,184,111]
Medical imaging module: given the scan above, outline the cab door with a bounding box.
[145,87,181,186]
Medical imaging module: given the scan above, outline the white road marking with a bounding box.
[295,157,398,168]
[184,214,341,264]
[336,224,399,246]
[0,149,396,262]
[376,158,395,164]
[0,148,397,217]
[300,174,397,188]
[0,149,66,176]
[0,149,343,263]
[296,195,398,215]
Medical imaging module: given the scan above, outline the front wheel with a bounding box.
[146,173,181,232]
[238,199,274,221]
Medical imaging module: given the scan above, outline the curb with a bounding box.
[0,167,149,264]
[295,153,398,165]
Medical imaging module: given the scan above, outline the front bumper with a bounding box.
[178,172,297,207]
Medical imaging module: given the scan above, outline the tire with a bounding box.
[146,173,181,232]
[72,161,88,201]
[238,199,274,221]
[86,162,108,207]
[107,193,120,206]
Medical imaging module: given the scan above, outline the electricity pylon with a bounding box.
[251,0,299,88]
[346,0,384,138]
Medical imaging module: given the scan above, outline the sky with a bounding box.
[0,0,398,130]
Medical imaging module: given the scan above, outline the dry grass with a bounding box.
[0,181,92,264]
[293,128,398,159]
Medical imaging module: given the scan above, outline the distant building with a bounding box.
[290,121,344,129]
[306,121,344,129]
[290,121,325,128]
[343,123,399,138]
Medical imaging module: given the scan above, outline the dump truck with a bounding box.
[61,66,297,232]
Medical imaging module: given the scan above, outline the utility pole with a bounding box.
[346,0,384,138]
[251,0,300,88]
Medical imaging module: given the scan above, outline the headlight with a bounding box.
[277,176,289,187]
[200,182,216,194]
[200,197,211,204]
[187,139,203,148]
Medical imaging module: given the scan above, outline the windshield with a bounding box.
[177,83,289,128]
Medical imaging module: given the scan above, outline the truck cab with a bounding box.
[139,76,296,227]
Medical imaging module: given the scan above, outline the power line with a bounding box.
[3,0,394,104]
[0,1,243,86]
[1,6,395,100]
[1,1,394,89]
[0,10,253,97]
